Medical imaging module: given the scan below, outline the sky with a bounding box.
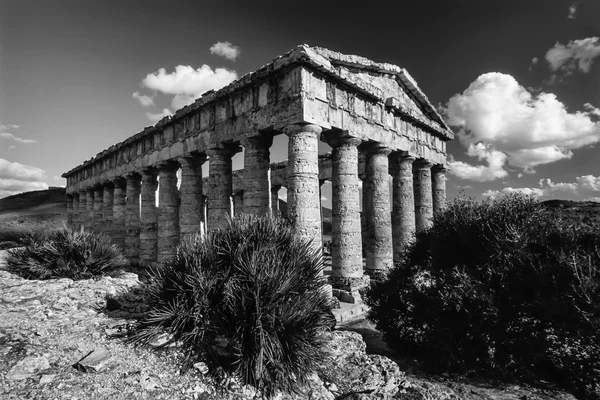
[0,0,599,204]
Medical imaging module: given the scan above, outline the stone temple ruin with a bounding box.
[62,45,453,307]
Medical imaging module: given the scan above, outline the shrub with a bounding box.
[6,227,127,280]
[129,214,334,398]
[365,193,600,399]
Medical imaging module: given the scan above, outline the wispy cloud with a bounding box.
[0,158,48,198]
[146,108,173,124]
[0,132,36,144]
[444,72,600,180]
[545,37,600,80]
[132,91,155,107]
[529,56,539,71]
[568,2,578,19]
[482,174,600,200]
[209,41,241,61]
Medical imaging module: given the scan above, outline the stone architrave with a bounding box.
[66,195,74,227]
[85,189,94,230]
[102,183,114,236]
[233,191,244,216]
[324,133,368,297]
[112,178,127,250]
[206,146,239,231]
[140,169,158,264]
[363,144,393,279]
[271,186,281,214]
[432,165,447,214]
[390,153,416,261]
[179,154,207,240]
[413,159,434,233]
[157,162,180,263]
[241,135,273,215]
[78,191,87,229]
[125,174,142,261]
[284,124,323,249]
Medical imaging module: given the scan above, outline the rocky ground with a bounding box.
[0,249,579,400]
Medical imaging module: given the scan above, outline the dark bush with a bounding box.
[129,214,333,398]
[365,193,600,399]
[6,227,127,280]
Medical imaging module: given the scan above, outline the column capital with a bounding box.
[321,131,361,148]
[111,176,127,189]
[102,180,115,189]
[283,123,323,136]
[156,160,180,172]
[240,134,273,149]
[413,159,433,171]
[179,153,208,167]
[361,142,392,157]
[125,171,142,180]
[206,144,242,158]
[431,164,449,174]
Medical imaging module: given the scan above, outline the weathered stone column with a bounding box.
[72,193,80,229]
[413,159,434,233]
[271,186,281,214]
[207,146,239,231]
[93,186,104,232]
[363,144,393,279]
[112,178,127,249]
[284,124,323,249]
[391,154,416,261]
[78,190,87,229]
[140,169,158,264]
[102,183,114,236]
[242,135,272,215]
[179,155,206,240]
[157,161,180,263]
[86,189,94,230]
[66,195,74,227]
[125,173,142,261]
[233,190,244,215]
[432,165,448,215]
[324,133,368,301]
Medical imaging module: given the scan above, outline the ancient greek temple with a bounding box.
[62,45,453,304]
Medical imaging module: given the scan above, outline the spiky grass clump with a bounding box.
[129,214,333,398]
[6,227,127,280]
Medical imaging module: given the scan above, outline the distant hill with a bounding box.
[541,199,600,228]
[0,187,66,244]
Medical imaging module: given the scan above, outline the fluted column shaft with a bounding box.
[72,193,80,229]
[233,191,244,215]
[271,186,281,214]
[413,160,434,233]
[158,162,180,263]
[66,195,74,227]
[364,144,393,278]
[86,189,94,229]
[102,183,114,237]
[432,165,447,215]
[93,186,104,232]
[242,135,272,215]
[78,191,87,229]
[328,136,365,289]
[391,154,416,261]
[112,179,127,249]
[140,169,158,264]
[284,124,323,248]
[207,146,238,231]
[179,155,206,240]
[125,174,142,261]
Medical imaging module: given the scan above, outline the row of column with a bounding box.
[66,123,446,293]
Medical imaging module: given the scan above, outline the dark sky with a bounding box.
[1,0,599,201]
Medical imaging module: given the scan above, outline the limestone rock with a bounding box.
[73,346,112,372]
[5,355,50,381]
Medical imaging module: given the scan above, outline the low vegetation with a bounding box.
[6,227,127,280]
[128,214,334,398]
[366,193,600,399]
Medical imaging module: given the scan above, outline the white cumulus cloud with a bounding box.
[0,158,48,198]
[482,174,600,201]
[445,72,600,178]
[209,41,241,61]
[132,91,155,107]
[545,37,600,77]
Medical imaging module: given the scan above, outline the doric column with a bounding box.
[157,161,180,263]
[413,159,434,233]
[432,165,448,215]
[284,124,323,249]
[66,194,74,227]
[78,190,87,229]
[93,186,104,232]
[233,190,244,215]
[391,154,416,261]
[206,146,239,231]
[112,178,127,249]
[363,144,393,279]
[323,133,368,299]
[241,135,273,215]
[271,186,281,214]
[125,173,142,261]
[140,169,158,264]
[85,189,94,230]
[72,193,80,229]
[102,183,114,236]
[179,154,207,240]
